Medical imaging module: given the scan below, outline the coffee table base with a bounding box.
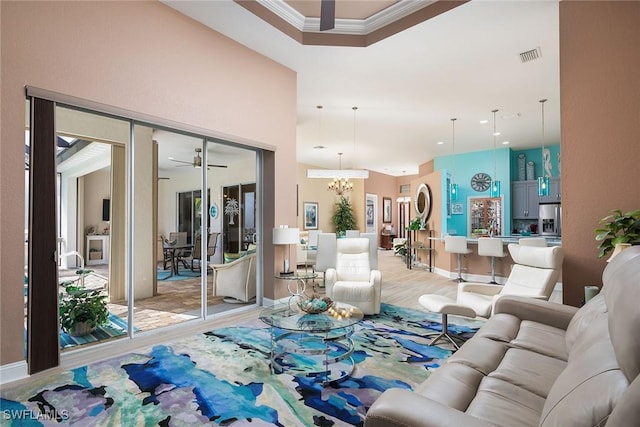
[269,327,356,386]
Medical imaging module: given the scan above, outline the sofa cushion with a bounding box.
[564,292,607,353]
[466,376,546,427]
[415,362,484,411]
[472,313,520,342]
[447,336,508,375]
[488,348,566,398]
[540,317,628,427]
[510,320,567,361]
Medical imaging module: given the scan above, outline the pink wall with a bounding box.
[559,1,640,306]
[364,170,399,233]
[1,2,296,365]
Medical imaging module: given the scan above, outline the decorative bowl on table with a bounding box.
[297,294,334,314]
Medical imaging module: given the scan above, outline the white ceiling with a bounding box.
[163,0,560,176]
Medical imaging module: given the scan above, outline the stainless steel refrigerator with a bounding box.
[539,203,561,236]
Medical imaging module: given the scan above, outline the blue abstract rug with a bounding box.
[1,304,483,426]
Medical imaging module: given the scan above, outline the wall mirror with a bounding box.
[414,183,432,222]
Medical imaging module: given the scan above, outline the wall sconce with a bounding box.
[273,226,299,275]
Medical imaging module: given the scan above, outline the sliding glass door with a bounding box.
[25,89,266,373]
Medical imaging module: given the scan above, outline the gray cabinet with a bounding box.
[512,181,539,219]
[539,177,561,203]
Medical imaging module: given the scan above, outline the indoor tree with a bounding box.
[332,196,356,236]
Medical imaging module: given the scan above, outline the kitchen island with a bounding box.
[433,235,562,283]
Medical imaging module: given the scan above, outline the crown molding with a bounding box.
[260,0,436,35]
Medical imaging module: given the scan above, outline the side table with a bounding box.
[275,272,318,307]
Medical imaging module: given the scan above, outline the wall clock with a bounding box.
[471,172,492,192]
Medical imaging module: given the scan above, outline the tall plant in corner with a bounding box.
[332,196,356,236]
[594,209,640,258]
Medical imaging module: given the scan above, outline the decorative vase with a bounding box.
[607,243,632,263]
[68,322,95,337]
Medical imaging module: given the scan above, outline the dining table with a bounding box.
[161,243,194,279]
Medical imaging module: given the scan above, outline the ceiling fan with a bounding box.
[168,148,227,169]
[320,0,335,31]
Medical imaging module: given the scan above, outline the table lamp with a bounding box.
[273,226,299,275]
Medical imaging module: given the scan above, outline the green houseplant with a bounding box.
[59,271,109,336]
[332,196,356,236]
[594,209,640,258]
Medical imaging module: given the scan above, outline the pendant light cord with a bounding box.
[540,99,547,176]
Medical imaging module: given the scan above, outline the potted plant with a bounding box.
[594,209,640,259]
[59,270,109,336]
[332,196,356,236]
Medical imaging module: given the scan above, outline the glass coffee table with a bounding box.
[259,302,364,385]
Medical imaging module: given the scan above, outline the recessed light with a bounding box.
[502,141,510,145]
[493,132,501,136]
[313,145,326,149]
[437,141,444,145]
[480,119,489,124]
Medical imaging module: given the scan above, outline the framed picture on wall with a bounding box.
[383,197,392,223]
[303,202,318,230]
[365,193,377,233]
[451,203,463,215]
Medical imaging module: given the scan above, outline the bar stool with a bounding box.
[477,237,507,284]
[445,236,472,282]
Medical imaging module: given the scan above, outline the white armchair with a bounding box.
[325,238,382,315]
[210,253,256,303]
[457,244,563,317]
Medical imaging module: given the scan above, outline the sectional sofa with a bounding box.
[365,246,640,427]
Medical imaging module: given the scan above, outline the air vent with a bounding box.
[400,184,411,194]
[520,47,541,63]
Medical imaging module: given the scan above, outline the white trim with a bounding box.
[0,361,29,385]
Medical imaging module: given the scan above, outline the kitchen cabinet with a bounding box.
[512,180,539,219]
[539,177,561,203]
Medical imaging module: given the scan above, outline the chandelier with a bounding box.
[327,153,354,195]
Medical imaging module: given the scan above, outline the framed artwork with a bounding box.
[303,202,318,230]
[451,203,463,215]
[383,197,392,223]
[365,193,377,233]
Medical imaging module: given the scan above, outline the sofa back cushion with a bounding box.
[540,316,628,427]
[601,246,640,382]
[564,293,607,353]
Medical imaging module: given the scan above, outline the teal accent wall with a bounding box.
[510,144,561,181]
[435,148,512,237]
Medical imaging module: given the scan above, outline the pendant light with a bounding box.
[307,105,368,180]
[537,99,550,196]
[449,118,459,201]
[490,109,501,198]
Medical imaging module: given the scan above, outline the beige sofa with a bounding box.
[366,246,640,427]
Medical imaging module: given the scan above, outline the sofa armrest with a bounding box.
[365,389,493,427]
[493,295,578,330]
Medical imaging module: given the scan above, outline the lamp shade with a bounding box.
[273,227,300,245]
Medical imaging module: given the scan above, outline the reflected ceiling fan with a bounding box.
[168,148,227,169]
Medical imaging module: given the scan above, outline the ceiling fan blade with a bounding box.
[320,0,335,31]
[207,164,228,168]
[169,158,192,166]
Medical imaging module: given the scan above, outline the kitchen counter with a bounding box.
[430,235,561,246]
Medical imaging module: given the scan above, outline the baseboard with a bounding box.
[0,360,28,385]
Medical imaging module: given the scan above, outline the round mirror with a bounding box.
[414,183,432,222]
